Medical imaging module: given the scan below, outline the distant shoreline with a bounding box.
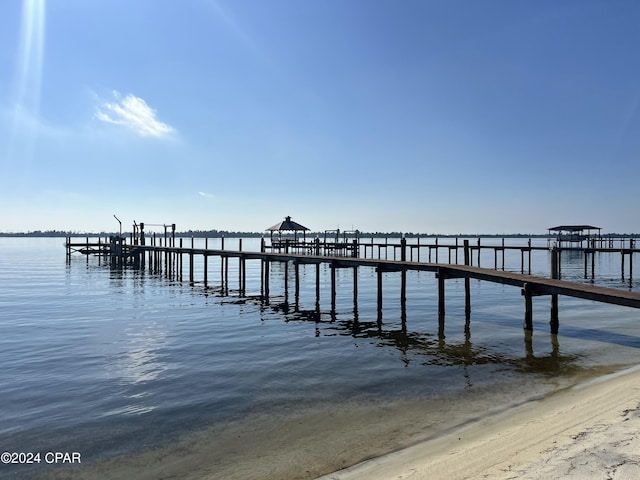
[2,231,639,238]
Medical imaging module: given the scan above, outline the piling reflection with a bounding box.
[257,296,583,377]
[100,255,590,377]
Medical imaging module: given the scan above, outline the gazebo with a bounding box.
[266,216,310,250]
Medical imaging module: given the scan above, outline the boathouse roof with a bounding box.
[266,216,309,232]
[548,225,601,232]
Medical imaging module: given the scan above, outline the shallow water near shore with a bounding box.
[1,237,640,479]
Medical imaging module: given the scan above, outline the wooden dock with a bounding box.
[65,236,640,336]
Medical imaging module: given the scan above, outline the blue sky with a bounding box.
[1,0,639,234]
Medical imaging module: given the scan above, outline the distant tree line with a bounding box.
[2,230,638,238]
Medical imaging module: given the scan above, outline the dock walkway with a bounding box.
[66,237,640,335]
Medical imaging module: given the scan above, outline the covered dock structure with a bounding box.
[266,216,310,253]
[548,225,601,248]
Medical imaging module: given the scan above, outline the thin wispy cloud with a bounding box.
[198,191,215,199]
[95,91,174,138]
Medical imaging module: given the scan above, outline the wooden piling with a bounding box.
[522,283,533,331]
[437,269,445,321]
[263,259,270,301]
[464,240,471,318]
[315,263,321,308]
[331,262,336,313]
[294,261,300,307]
[377,266,383,318]
[353,266,358,308]
[550,247,559,334]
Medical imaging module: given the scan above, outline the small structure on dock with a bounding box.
[266,216,310,252]
[548,225,601,248]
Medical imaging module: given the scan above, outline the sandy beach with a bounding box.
[319,365,640,480]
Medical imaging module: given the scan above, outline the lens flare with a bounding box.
[6,0,46,168]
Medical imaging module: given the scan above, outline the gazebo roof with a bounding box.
[266,216,309,232]
[548,225,601,232]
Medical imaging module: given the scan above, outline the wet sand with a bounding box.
[319,365,640,480]
[32,365,640,480]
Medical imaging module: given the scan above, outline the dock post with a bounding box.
[522,283,533,331]
[263,259,270,302]
[294,261,300,308]
[239,239,243,294]
[315,263,321,310]
[584,250,588,278]
[204,238,208,287]
[464,240,471,319]
[353,266,358,310]
[331,261,336,315]
[221,237,225,291]
[284,260,289,303]
[401,268,407,312]
[437,268,445,322]
[377,266,383,321]
[455,237,459,264]
[189,251,194,285]
[550,247,559,334]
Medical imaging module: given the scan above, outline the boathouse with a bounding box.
[548,225,601,248]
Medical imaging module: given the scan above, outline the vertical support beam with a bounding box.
[437,269,446,321]
[264,259,270,301]
[353,266,358,311]
[377,266,383,321]
[400,268,407,312]
[294,261,300,308]
[284,260,289,303]
[241,256,246,295]
[315,263,321,311]
[463,240,471,319]
[455,237,459,264]
[239,239,243,294]
[522,283,533,331]
[330,262,337,314]
[550,247,559,333]
[584,249,588,278]
[204,238,208,287]
[221,237,225,289]
[189,250,194,284]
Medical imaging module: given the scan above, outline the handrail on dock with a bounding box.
[65,235,640,337]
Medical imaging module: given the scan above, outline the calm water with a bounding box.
[1,237,640,478]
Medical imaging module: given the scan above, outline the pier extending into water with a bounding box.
[65,233,640,336]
